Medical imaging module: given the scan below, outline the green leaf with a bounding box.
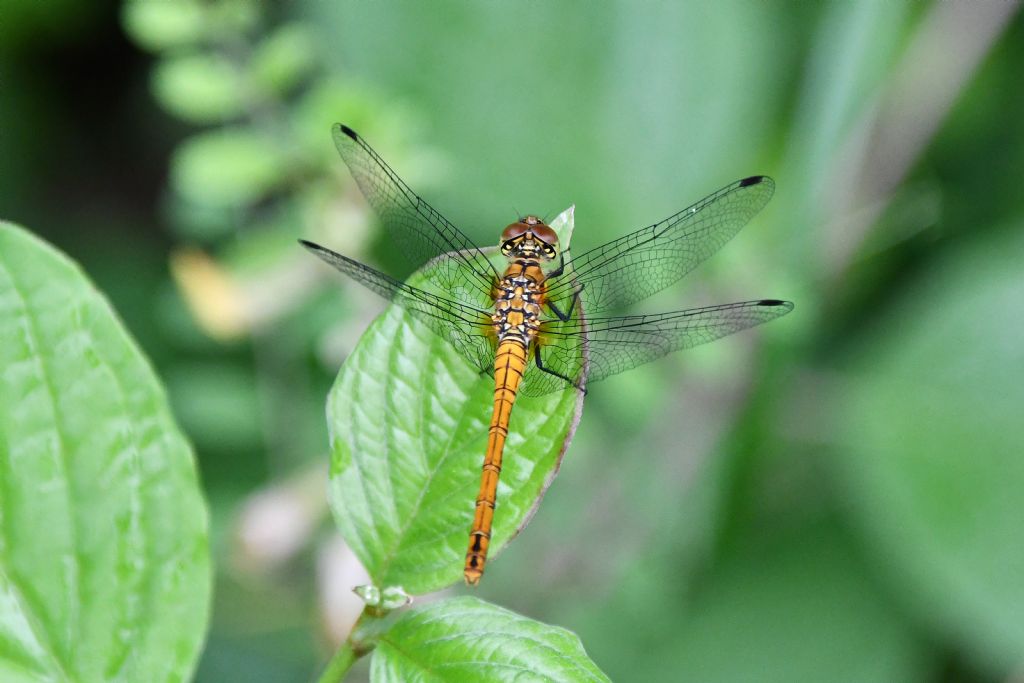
[326,264,583,595]
[0,222,210,681]
[831,223,1024,675]
[121,0,206,52]
[171,128,285,208]
[548,204,575,249]
[152,52,246,124]
[251,23,317,95]
[371,596,609,682]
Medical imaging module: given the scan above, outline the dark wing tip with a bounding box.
[758,299,795,311]
[298,239,336,260]
[335,123,359,140]
[739,175,769,187]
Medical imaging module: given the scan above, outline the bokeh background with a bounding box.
[4,0,1024,680]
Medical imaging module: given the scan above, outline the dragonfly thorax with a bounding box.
[492,276,544,346]
[500,216,559,261]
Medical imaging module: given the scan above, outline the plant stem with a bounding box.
[316,639,358,683]
[316,606,385,683]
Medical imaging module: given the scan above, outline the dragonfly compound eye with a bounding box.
[529,222,559,247]
[501,222,530,241]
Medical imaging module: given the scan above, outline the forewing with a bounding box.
[332,124,498,304]
[302,240,495,373]
[544,176,775,315]
[520,299,793,396]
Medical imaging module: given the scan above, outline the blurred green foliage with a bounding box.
[3,0,1023,680]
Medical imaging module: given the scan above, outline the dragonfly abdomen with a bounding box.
[465,337,529,585]
[464,262,547,585]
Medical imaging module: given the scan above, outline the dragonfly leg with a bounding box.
[534,345,586,394]
[543,248,570,280]
[545,285,584,322]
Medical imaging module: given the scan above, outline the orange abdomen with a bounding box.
[464,338,528,585]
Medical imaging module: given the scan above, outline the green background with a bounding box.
[3,0,1023,680]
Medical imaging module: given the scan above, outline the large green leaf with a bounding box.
[325,257,583,595]
[0,223,210,682]
[831,223,1024,675]
[371,596,609,682]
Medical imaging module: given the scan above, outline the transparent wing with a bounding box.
[332,124,499,305]
[519,299,793,396]
[544,176,775,315]
[301,240,495,373]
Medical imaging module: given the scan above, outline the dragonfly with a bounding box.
[302,124,793,585]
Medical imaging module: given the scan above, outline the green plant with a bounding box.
[0,222,210,681]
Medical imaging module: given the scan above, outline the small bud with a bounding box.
[353,584,381,607]
[380,586,413,610]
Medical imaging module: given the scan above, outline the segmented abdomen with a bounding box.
[463,338,528,584]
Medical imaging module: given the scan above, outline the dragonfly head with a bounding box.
[500,216,559,261]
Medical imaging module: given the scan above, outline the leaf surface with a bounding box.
[371,596,609,682]
[0,223,210,682]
